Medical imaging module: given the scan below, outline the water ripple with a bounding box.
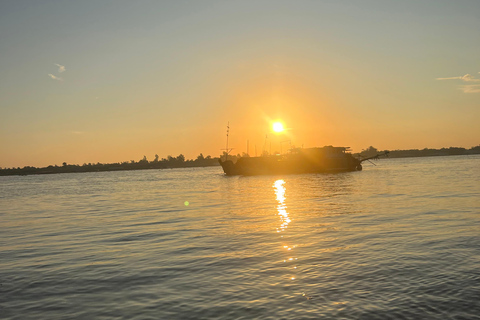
[1,157,479,319]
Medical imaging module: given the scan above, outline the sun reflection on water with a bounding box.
[274,179,299,283]
[274,179,290,233]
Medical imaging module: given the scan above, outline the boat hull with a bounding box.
[219,147,362,176]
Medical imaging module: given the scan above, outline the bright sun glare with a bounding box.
[272,122,285,133]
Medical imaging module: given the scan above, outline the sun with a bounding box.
[272,122,285,133]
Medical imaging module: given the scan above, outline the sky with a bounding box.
[1,0,479,168]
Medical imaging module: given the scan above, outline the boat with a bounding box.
[218,123,388,176]
[219,146,389,176]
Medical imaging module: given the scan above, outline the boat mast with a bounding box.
[222,122,233,161]
[226,122,229,156]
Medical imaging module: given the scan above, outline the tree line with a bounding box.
[356,145,480,158]
[0,153,224,176]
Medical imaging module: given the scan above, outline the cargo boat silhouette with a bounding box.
[219,146,388,176]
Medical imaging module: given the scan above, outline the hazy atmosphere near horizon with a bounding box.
[1,0,479,168]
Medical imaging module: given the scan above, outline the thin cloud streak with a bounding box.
[436,74,480,82]
[48,73,63,81]
[436,76,463,80]
[461,85,480,93]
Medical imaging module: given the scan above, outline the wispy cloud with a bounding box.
[436,72,480,93]
[48,73,63,81]
[436,76,462,81]
[55,63,66,73]
[436,73,480,82]
[461,85,480,93]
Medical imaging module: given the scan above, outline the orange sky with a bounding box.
[1,1,479,168]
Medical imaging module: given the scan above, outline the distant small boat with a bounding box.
[219,146,388,176]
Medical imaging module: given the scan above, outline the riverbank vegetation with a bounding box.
[0,153,221,176]
[1,146,479,176]
[356,145,480,158]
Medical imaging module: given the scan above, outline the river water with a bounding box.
[1,155,479,319]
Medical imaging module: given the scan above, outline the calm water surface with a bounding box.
[1,156,479,319]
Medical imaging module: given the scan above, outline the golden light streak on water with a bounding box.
[274,179,301,284]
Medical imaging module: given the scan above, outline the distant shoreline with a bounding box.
[0,157,221,176]
[1,146,479,176]
[364,148,480,159]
